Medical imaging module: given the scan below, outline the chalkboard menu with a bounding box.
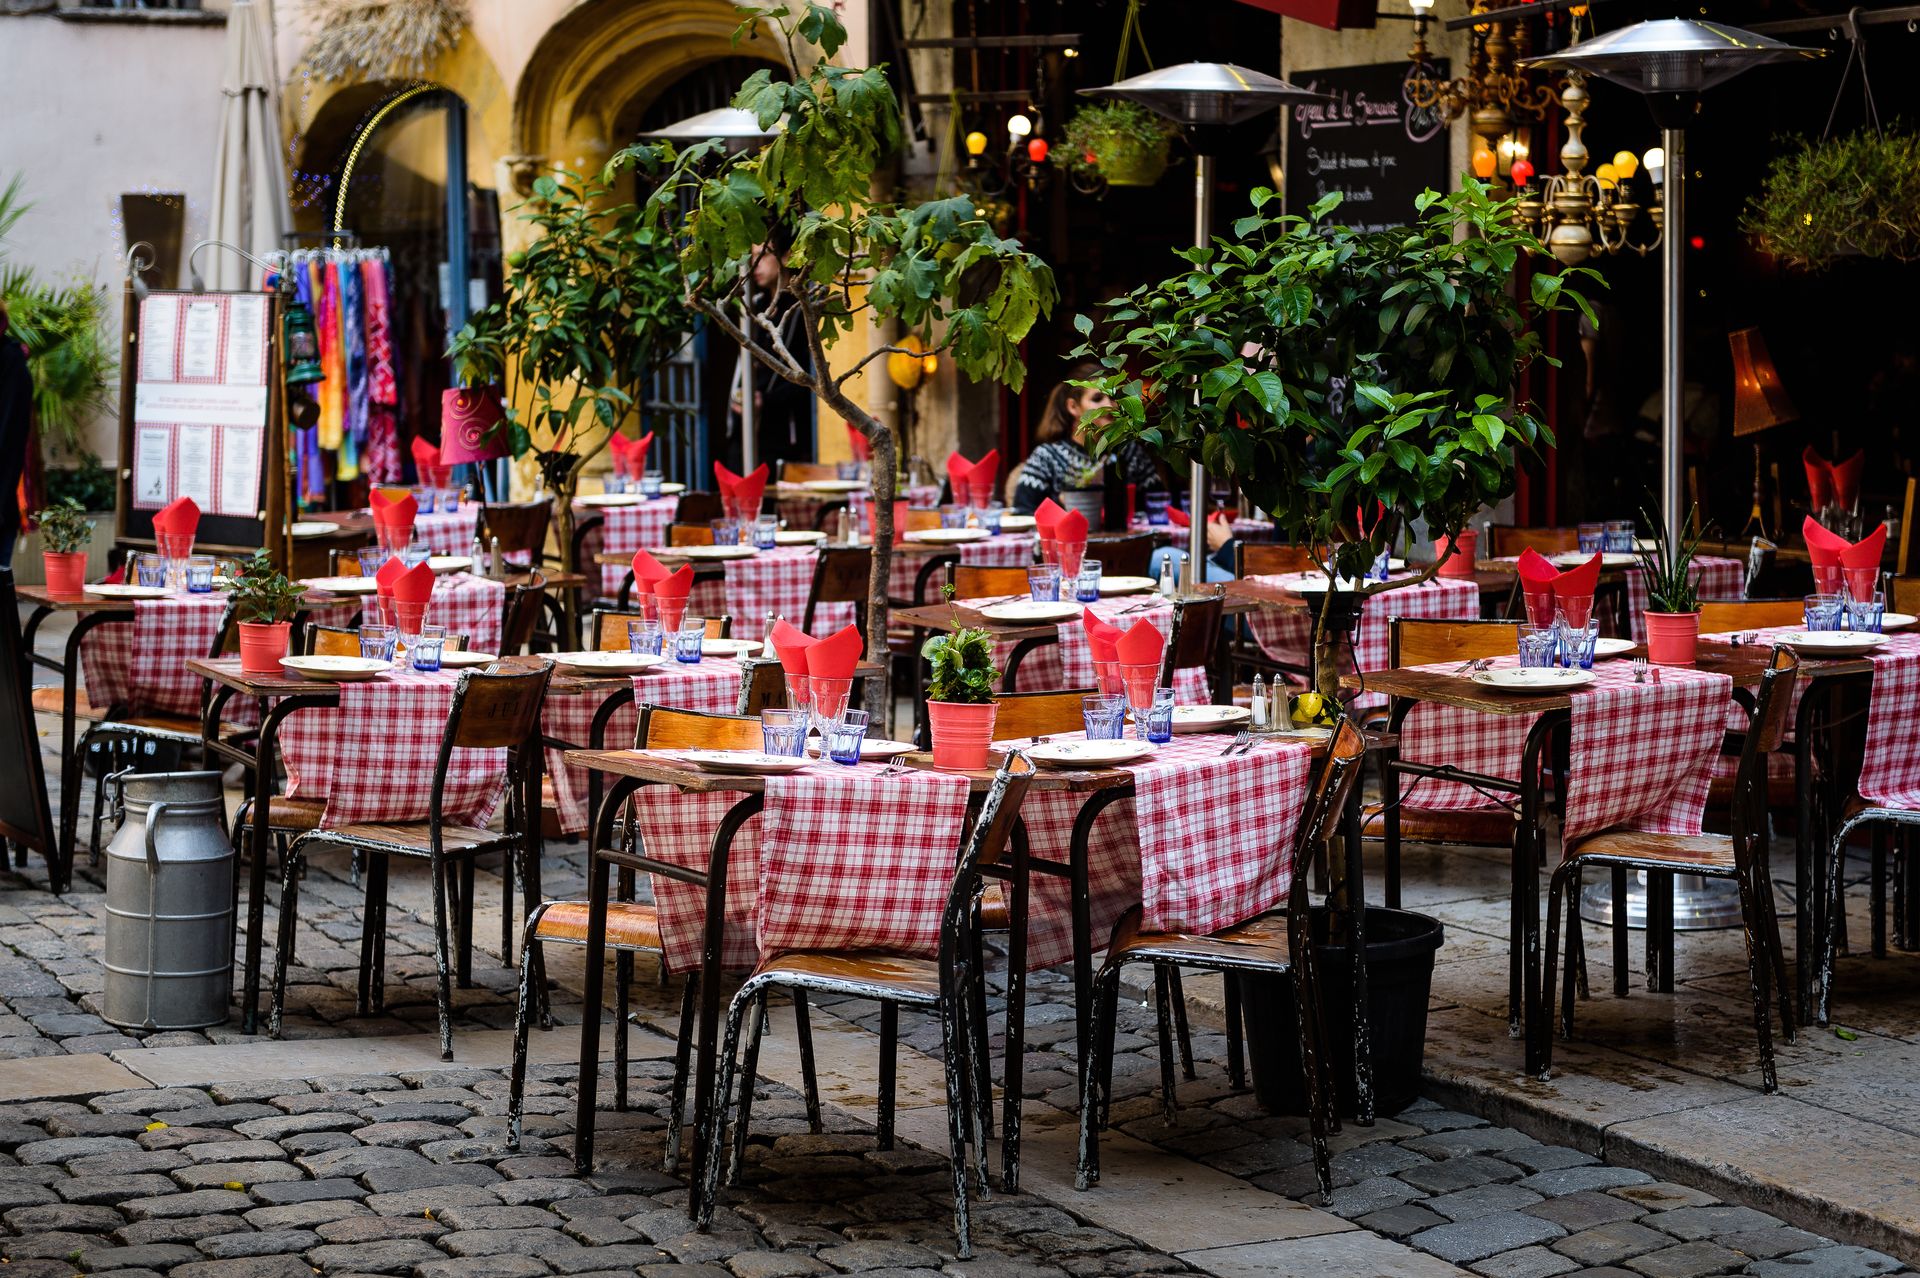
[1284,60,1452,231]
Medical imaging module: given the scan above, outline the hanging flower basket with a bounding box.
[1740,129,1920,270]
[1057,101,1176,188]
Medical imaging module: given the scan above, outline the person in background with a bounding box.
[0,299,32,566]
[725,241,815,470]
[1011,359,1161,514]
[1150,509,1237,584]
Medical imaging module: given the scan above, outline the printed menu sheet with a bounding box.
[130,291,271,517]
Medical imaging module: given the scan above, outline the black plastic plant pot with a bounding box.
[1240,905,1445,1118]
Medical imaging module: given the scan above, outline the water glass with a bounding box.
[401,542,432,568]
[359,624,397,662]
[940,504,968,530]
[1074,558,1103,603]
[434,487,461,513]
[627,619,664,657]
[640,470,664,498]
[674,624,705,664]
[1120,663,1161,740]
[824,709,870,765]
[1082,694,1126,740]
[1369,548,1392,582]
[134,553,167,589]
[1804,592,1844,632]
[1145,687,1176,744]
[1027,564,1061,602]
[184,555,215,593]
[1604,519,1635,554]
[837,460,860,482]
[1556,594,1595,630]
[410,624,447,672]
[753,515,780,549]
[1144,491,1172,526]
[412,486,437,514]
[1518,624,1557,668]
[710,518,742,547]
[808,676,853,732]
[761,708,810,758]
[1577,522,1605,555]
[604,472,627,495]
[980,502,1005,534]
[1846,591,1886,634]
[352,547,383,578]
[1557,617,1600,669]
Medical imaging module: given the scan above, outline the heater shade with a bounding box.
[1080,61,1331,127]
[1729,328,1797,438]
[1518,20,1820,95]
[643,107,778,150]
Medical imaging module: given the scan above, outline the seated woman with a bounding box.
[1150,512,1237,585]
[1011,359,1162,514]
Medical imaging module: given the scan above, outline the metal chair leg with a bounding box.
[1734,864,1779,1093]
[429,853,456,1062]
[613,950,632,1113]
[1152,965,1179,1122]
[269,843,304,1041]
[1167,968,1196,1081]
[507,907,546,1152]
[937,978,975,1259]
[728,989,768,1188]
[1223,973,1246,1091]
[701,981,755,1230]
[1611,865,1630,997]
[1075,961,1124,1191]
[792,989,823,1134]
[878,1000,898,1151]
[663,971,697,1176]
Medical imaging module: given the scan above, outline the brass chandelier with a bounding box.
[1403,0,1557,188]
[1512,71,1667,264]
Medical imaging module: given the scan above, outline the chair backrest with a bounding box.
[780,460,838,483]
[639,705,764,752]
[1901,477,1915,576]
[1891,575,1920,617]
[675,491,726,525]
[737,658,788,715]
[309,624,361,658]
[500,575,548,655]
[1732,647,1800,848]
[939,751,1036,964]
[446,664,552,751]
[481,500,553,559]
[905,508,943,532]
[1390,618,1517,668]
[950,563,1030,600]
[592,609,730,648]
[993,689,1096,739]
[806,546,873,634]
[1164,593,1224,684]
[1237,542,1318,577]
[1089,533,1154,579]
[1486,525,1578,557]
[1698,598,1804,634]
[1289,718,1369,897]
[668,522,715,547]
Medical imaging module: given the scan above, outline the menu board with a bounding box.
[1283,61,1452,232]
[119,289,281,553]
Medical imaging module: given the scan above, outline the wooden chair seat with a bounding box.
[533,901,662,952]
[978,883,1010,931]
[1565,830,1735,872]
[1106,907,1291,970]
[1362,803,1514,845]
[235,795,326,834]
[319,821,508,855]
[31,686,108,720]
[751,950,944,1003]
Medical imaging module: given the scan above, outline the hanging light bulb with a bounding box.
[1027,137,1050,163]
[965,130,988,157]
[922,351,939,376]
[1007,113,1033,138]
[1642,146,1666,186]
[1611,150,1640,179]
[1509,157,1536,186]
[1594,162,1619,189]
[1471,148,1497,179]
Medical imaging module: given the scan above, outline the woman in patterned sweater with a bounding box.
[1010,359,1164,514]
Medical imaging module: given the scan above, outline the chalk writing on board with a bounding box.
[1285,61,1452,232]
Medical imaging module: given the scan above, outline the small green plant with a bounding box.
[34,499,92,553]
[1636,504,1709,614]
[229,551,309,625]
[1067,457,1104,489]
[1056,100,1177,187]
[921,627,999,704]
[1741,129,1920,270]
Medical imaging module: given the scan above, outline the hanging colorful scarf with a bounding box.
[315,259,345,452]
[337,255,365,481]
[292,261,327,505]
[361,257,400,484]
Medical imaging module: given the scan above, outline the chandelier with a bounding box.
[1403,0,1557,186]
[1512,72,1667,264]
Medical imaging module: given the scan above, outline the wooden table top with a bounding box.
[1225,574,1507,614]
[896,592,1254,640]
[15,585,139,615]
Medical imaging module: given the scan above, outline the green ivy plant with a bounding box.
[606,2,1056,662]
[1637,503,1708,614]
[1056,100,1177,187]
[922,626,999,704]
[33,499,92,554]
[1,177,116,456]
[1073,181,1599,696]
[229,550,309,626]
[1740,129,1920,270]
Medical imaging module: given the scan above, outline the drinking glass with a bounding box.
[411,624,447,672]
[1037,536,1057,566]
[1521,588,1557,629]
[402,542,432,567]
[1369,547,1392,582]
[1082,694,1126,740]
[391,600,429,650]
[1145,687,1176,744]
[1056,540,1086,581]
[1556,593,1595,630]
[606,473,629,495]
[1074,558,1103,603]
[1804,592,1844,632]
[357,547,387,578]
[1518,624,1557,668]
[940,504,968,530]
[710,518,742,547]
[753,515,780,549]
[412,486,437,514]
[837,460,860,481]
[134,553,167,589]
[1120,663,1161,741]
[1604,519,1635,554]
[1144,491,1172,526]
[809,676,853,732]
[784,674,814,721]
[433,487,461,513]
[1577,522,1605,555]
[656,596,688,634]
[981,502,1005,534]
[1557,617,1600,669]
[640,470,664,498]
[1846,591,1886,634]
[1093,661,1126,699]
[1843,566,1880,603]
[674,624,705,664]
[1027,565,1061,602]
[627,619,664,657]
[824,709,870,765]
[760,708,810,758]
[184,555,215,593]
[359,624,397,662]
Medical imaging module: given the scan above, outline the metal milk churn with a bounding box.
[102,772,234,1030]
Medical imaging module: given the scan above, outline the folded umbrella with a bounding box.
[808,622,864,681]
[768,618,816,676]
[152,496,200,536]
[1114,617,1166,668]
[964,450,1001,508]
[1804,446,1834,512]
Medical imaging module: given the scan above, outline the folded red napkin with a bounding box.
[1804,447,1833,512]
[1802,516,1885,566]
[653,564,694,600]
[153,497,200,536]
[713,461,770,518]
[1034,497,1065,535]
[945,452,971,501]
[1114,618,1165,668]
[392,562,436,606]
[1834,449,1865,511]
[1516,547,1558,626]
[410,436,441,474]
[1552,551,1602,599]
[375,556,407,594]
[963,450,1000,506]
[769,618,815,676]
[630,549,668,600]
[809,622,863,680]
[1082,612,1123,665]
[1054,508,1089,546]
[1842,523,1887,568]
[371,489,417,531]
[609,431,654,478]
[847,422,871,462]
[1166,505,1190,529]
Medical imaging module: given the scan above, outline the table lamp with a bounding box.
[1729,327,1797,540]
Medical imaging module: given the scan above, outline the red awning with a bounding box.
[1235,0,1377,31]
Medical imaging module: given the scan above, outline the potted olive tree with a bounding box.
[230,551,309,675]
[35,500,92,593]
[921,622,1000,769]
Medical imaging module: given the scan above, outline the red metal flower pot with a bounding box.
[926,699,998,770]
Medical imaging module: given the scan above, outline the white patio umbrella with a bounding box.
[206,0,291,291]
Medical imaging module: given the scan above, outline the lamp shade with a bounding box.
[643,107,779,151]
[1729,328,1797,438]
[439,386,510,463]
[1518,20,1820,96]
[1080,61,1330,127]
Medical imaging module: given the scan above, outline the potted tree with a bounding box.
[230,551,309,675]
[1057,99,1177,188]
[35,499,92,593]
[921,621,1000,770]
[1638,505,1707,666]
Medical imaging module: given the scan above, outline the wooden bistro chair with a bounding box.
[1544,647,1800,1091]
[1087,532,1155,579]
[1078,718,1367,1199]
[702,750,1035,1257]
[1228,542,1319,689]
[946,563,1056,693]
[805,545,873,640]
[271,664,553,1061]
[1163,591,1227,702]
[1695,601,1804,834]
[1483,524,1579,557]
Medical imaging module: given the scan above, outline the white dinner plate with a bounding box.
[280,655,389,682]
[576,493,645,508]
[1275,572,1365,593]
[437,650,497,669]
[1551,551,1637,568]
[291,520,338,538]
[1592,637,1637,659]
[299,576,379,595]
[544,651,669,676]
[1880,612,1917,632]
[904,528,991,545]
[1098,575,1158,596]
[428,556,472,574]
[665,544,759,561]
[678,749,813,775]
[1167,705,1251,734]
[1470,667,1598,693]
[701,638,763,659]
[978,599,1084,623]
[1028,740,1155,769]
[808,737,916,760]
[1773,630,1891,656]
[774,530,827,546]
[81,584,170,599]
[997,514,1037,531]
[799,479,865,494]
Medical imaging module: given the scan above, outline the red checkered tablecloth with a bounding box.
[81,596,226,718]
[416,505,481,555]
[1245,574,1482,711]
[410,573,507,654]
[993,596,1208,702]
[1393,656,1730,845]
[886,533,1036,602]
[715,548,856,642]
[574,498,679,596]
[279,668,507,826]
[541,659,745,834]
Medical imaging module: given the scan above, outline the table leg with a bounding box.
[1792,688,1822,1023]
[1066,791,1126,1086]
[241,697,310,1035]
[1001,821,1031,1192]
[1519,714,1562,1078]
[572,776,638,1175]
[691,796,762,1227]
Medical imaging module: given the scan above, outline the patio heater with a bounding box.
[644,108,780,477]
[1521,21,1819,550]
[1079,64,1329,583]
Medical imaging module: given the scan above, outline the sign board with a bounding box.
[1284,61,1452,231]
[116,288,287,558]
